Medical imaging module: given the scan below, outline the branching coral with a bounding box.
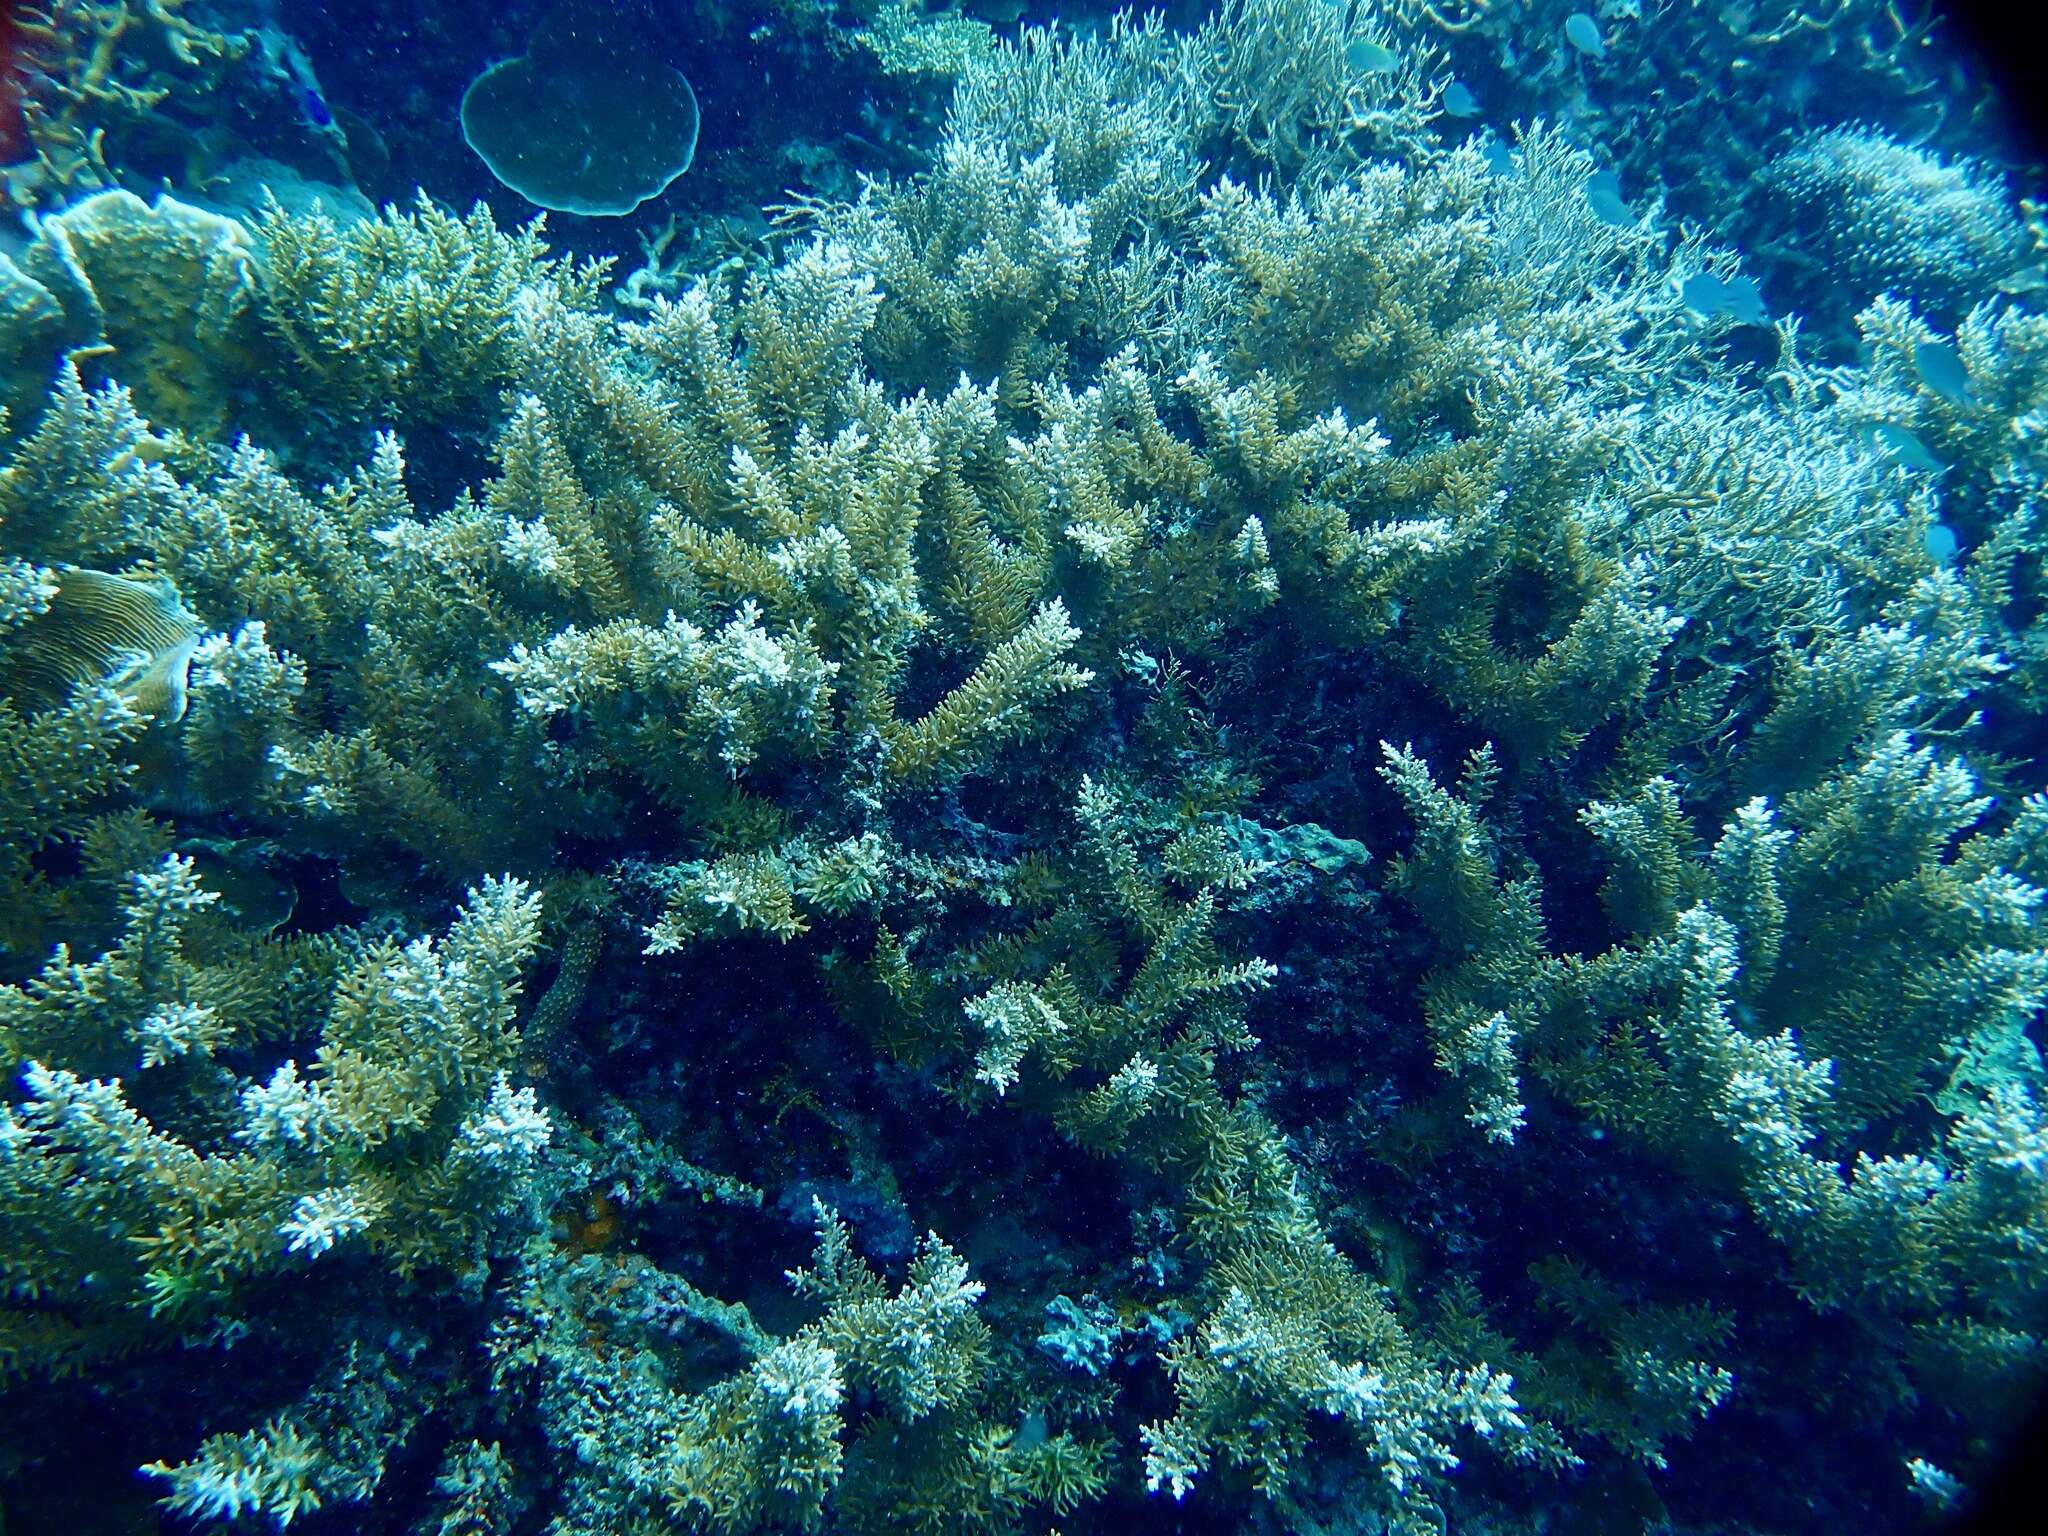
[1750,127,2024,336]
[0,2,2044,1533]
[254,193,613,429]
[6,0,253,208]
[0,867,544,1388]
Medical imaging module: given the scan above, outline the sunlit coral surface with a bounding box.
[1,2,2045,1533]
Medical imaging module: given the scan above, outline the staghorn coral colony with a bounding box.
[1,0,2046,1531]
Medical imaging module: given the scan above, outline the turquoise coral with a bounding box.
[0,1,2044,1533]
[459,7,700,218]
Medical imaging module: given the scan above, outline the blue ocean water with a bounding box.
[0,3,2045,1533]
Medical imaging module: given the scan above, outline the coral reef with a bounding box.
[0,1,2044,1534]
[1749,126,2026,336]
[3,0,350,216]
[14,187,262,436]
[5,0,255,207]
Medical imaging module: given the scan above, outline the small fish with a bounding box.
[1681,273,1726,314]
[1717,275,1768,326]
[1998,263,2048,296]
[1680,272,1770,326]
[1442,81,1481,118]
[1014,1407,1049,1452]
[1565,13,1606,59]
[1913,340,1973,405]
[1923,522,1960,563]
[1869,422,1946,473]
[301,86,334,129]
[1482,139,1518,176]
[1586,169,1629,225]
[1347,39,1400,75]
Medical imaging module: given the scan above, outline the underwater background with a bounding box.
[2,0,2047,1531]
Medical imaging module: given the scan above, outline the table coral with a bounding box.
[459,6,700,218]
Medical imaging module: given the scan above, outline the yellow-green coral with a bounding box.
[0,3,2045,1533]
[0,866,544,1374]
[255,193,612,426]
[14,188,261,436]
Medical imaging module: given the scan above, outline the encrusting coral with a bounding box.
[0,1,2044,1533]
[13,186,262,437]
